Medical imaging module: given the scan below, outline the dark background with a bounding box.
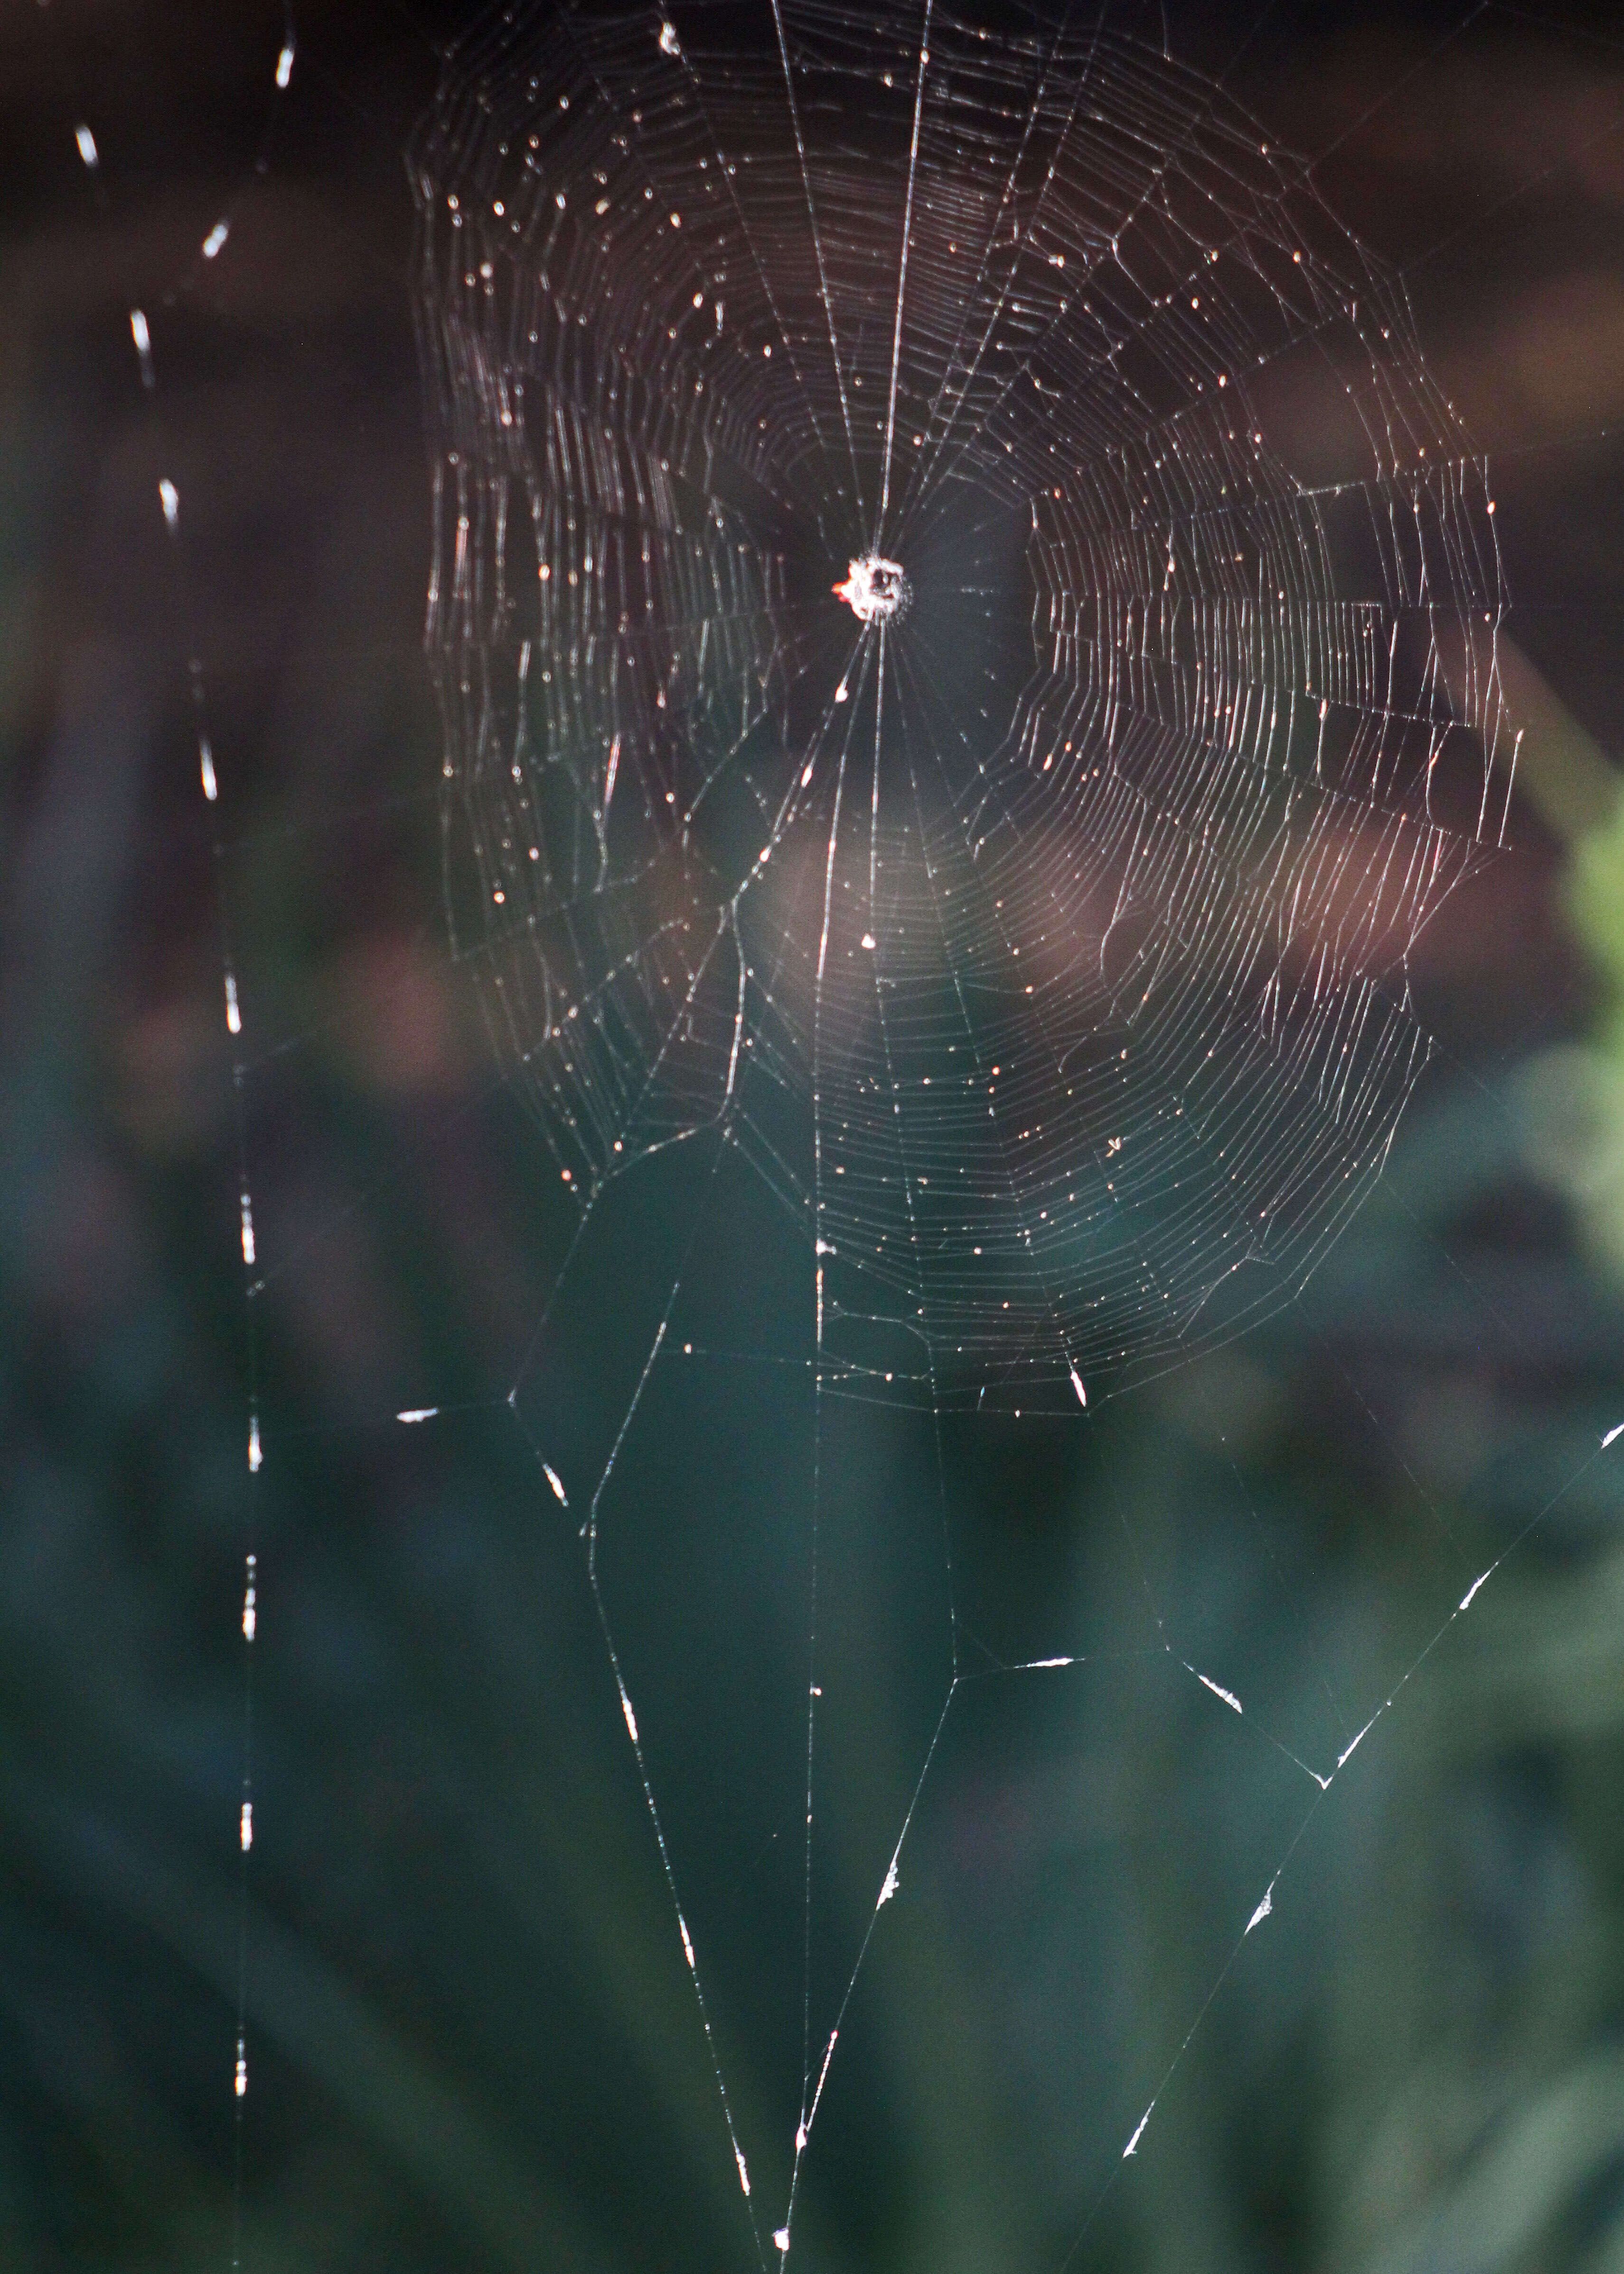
[4,2,1624,2270]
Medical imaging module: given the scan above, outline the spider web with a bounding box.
[414,0,1517,1420]
[403,1,1531,2260]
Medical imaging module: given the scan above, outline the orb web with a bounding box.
[414,0,1515,1415]
[407,17,1530,2215]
